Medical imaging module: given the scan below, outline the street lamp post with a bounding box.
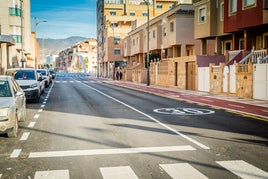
[146,0,150,86]
[34,17,47,69]
[20,0,26,68]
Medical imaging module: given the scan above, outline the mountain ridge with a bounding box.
[37,36,89,56]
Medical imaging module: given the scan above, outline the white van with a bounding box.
[5,68,43,102]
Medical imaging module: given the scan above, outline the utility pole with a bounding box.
[20,0,26,68]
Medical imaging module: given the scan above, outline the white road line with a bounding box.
[28,122,36,128]
[10,149,22,158]
[38,109,43,113]
[34,114,40,119]
[216,160,268,179]
[34,170,69,179]
[199,98,213,102]
[20,132,30,141]
[100,166,138,179]
[228,104,245,108]
[41,105,45,108]
[28,145,195,158]
[262,110,268,113]
[80,82,210,150]
[160,163,208,179]
[42,101,47,104]
[0,174,2,178]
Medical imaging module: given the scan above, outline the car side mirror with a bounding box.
[38,77,43,81]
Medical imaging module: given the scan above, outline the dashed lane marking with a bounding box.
[28,122,36,128]
[10,149,22,158]
[216,160,268,179]
[20,132,30,141]
[41,105,45,108]
[34,170,69,179]
[228,104,245,108]
[38,109,43,113]
[28,145,195,158]
[100,166,138,179]
[34,114,40,119]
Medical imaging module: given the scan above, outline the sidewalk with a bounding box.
[94,78,268,120]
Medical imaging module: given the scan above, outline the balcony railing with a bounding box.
[239,49,267,64]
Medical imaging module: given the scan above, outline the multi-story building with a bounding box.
[96,0,186,78]
[124,4,197,89]
[0,0,32,74]
[56,39,97,74]
[193,0,268,98]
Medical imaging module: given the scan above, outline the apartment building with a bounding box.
[96,0,187,78]
[193,0,268,99]
[124,4,197,89]
[56,39,97,74]
[0,0,32,74]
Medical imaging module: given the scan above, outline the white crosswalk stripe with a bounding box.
[216,160,268,179]
[1,160,267,178]
[100,166,139,179]
[160,163,209,179]
[34,169,69,179]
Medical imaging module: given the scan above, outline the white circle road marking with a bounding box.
[154,108,215,115]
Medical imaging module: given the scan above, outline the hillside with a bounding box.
[37,36,89,56]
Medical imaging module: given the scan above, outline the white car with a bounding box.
[37,69,51,88]
[0,76,26,137]
[6,68,43,102]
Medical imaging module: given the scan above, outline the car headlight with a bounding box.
[0,108,8,117]
[30,83,38,88]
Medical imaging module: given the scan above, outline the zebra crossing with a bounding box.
[54,80,97,84]
[1,160,267,179]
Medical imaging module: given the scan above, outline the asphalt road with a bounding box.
[0,72,268,179]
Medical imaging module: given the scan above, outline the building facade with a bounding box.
[56,39,97,74]
[96,0,188,78]
[0,0,32,74]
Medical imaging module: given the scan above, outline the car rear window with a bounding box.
[0,80,12,97]
[14,70,36,80]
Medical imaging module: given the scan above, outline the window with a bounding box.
[220,2,224,21]
[114,49,120,55]
[163,28,167,36]
[198,6,206,23]
[132,39,135,46]
[114,36,120,44]
[230,0,237,13]
[153,30,155,38]
[9,7,22,16]
[170,22,174,32]
[142,12,148,16]
[110,11,116,15]
[169,4,175,9]
[156,4,162,9]
[244,0,255,7]
[130,12,135,16]
[111,23,118,27]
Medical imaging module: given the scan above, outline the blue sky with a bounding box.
[30,0,96,39]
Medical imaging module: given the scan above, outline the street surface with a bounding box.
[0,72,268,179]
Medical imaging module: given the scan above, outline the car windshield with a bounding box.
[14,70,36,80]
[37,70,46,76]
[0,80,12,97]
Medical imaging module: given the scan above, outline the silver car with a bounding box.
[0,76,26,137]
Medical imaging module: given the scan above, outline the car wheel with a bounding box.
[7,115,18,138]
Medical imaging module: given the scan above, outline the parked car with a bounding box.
[5,68,43,102]
[37,69,51,87]
[49,69,56,79]
[0,75,26,137]
[38,73,45,94]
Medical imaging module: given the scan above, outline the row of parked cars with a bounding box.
[0,68,56,137]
